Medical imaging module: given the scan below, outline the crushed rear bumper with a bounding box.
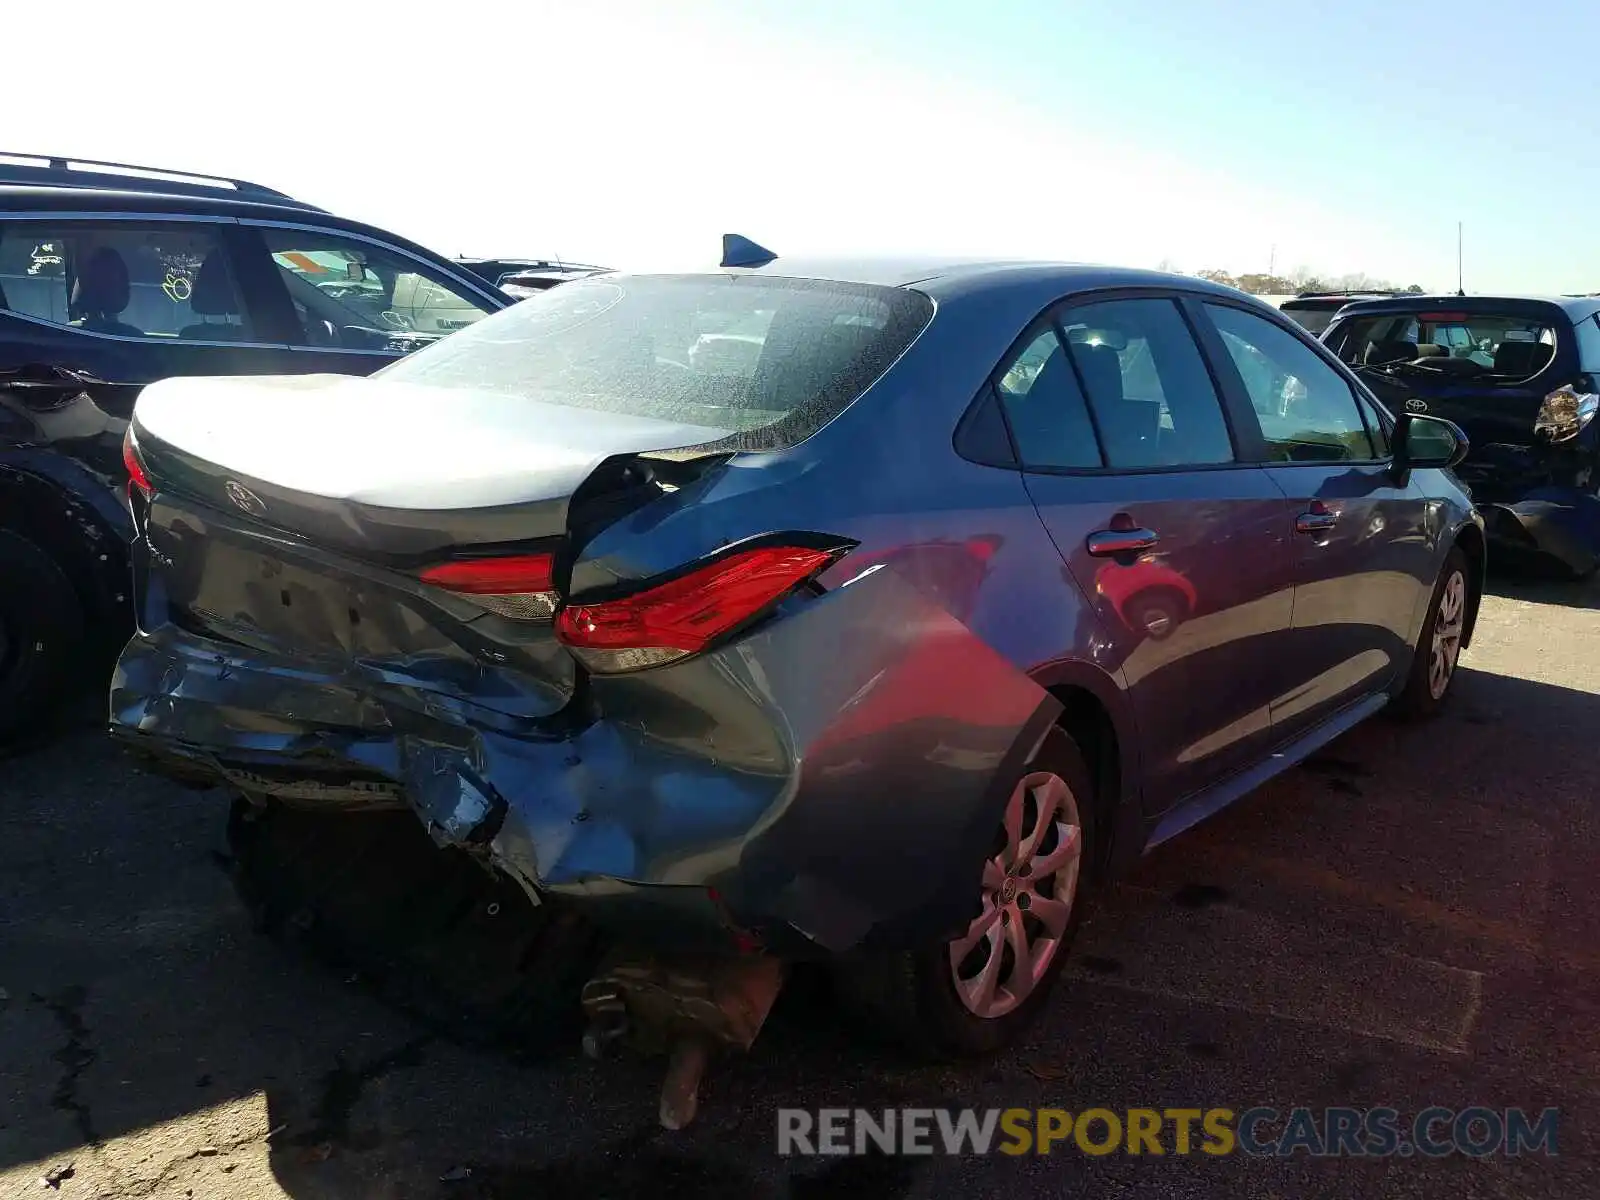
[111,568,1058,956]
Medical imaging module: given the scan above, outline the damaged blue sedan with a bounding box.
[109,245,1485,1126]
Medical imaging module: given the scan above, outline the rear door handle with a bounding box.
[1295,509,1337,534]
[1087,527,1160,557]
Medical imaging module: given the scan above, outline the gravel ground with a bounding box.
[1,573,1596,1199]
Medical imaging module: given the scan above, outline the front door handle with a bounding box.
[1295,506,1338,534]
[1087,527,1160,557]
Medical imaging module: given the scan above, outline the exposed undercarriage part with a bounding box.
[216,761,800,1132]
[581,954,787,1129]
[223,794,605,1056]
[222,789,789,1128]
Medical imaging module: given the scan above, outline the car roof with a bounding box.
[1331,293,1600,322]
[701,255,1266,305]
[1280,292,1397,308]
[0,182,333,224]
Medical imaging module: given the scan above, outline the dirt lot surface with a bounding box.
[2,573,1596,1199]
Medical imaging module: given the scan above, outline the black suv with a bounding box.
[0,153,515,739]
[1323,294,1600,575]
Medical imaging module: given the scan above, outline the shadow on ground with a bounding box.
[2,662,1596,1198]
[1484,556,1600,610]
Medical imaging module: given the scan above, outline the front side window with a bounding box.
[259,228,494,352]
[1058,298,1235,468]
[376,273,934,450]
[0,220,252,341]
[1206,302,1376,462]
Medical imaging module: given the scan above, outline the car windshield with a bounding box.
[1332,309,1558,380]
[375,273,934,448]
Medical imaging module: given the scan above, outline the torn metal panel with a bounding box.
[1481,488,1600,576]
[112,561,1055,954]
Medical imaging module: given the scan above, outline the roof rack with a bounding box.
[0,152,321,211]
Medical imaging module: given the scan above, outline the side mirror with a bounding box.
[1392,413,1469,483]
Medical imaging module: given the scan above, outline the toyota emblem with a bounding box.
[224,480,266,517]
[1405,398,1429,413]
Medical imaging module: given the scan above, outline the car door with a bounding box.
[236,222,503,374]
[994,292,1297,810]
[0,215,292,490]
[1197,299,1435,736]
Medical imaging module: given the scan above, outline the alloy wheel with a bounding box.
[949,770,1083,1019]
[1429,569,1467,700]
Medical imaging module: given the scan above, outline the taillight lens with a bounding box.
[1534,385,1600,442]
[418,553,559,621]
[122,426,152,499]
[555,544,840,673]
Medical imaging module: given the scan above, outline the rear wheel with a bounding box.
[833,726,1096,1057]
[1392,547,1469,720]
[0,530,86,743]
[228,797,604,1057]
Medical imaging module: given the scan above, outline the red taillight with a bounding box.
[555,544,839,673]
[418,553,559,621]
[122,427,152,498]
[419,554,555,594]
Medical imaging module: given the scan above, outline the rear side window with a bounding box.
[376,274,934,450]
[0,220,253,341]
[993,327,1102,469]
[1058,298,1234,468]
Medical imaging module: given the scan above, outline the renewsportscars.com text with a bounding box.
[777,1106,1560,1158]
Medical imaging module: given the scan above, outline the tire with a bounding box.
[1391,546,1470,721]
[0,530,87,743]
[228,797,605,1059]
[833,726,1097,1058]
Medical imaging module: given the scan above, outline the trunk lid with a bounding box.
[128,372,736,720]
[131,373,735,559]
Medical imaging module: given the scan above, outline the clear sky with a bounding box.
[14,0,1591,293]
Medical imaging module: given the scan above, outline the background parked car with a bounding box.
[109,256,1483,1124]
[456,257,611,299]
[496,262,612,299]
[1277,289,1405,336]
[1322,294,1600,576]
[0,152,515,740]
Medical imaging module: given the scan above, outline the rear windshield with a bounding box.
[1329,309,1558,383]
[1279,307,1340,336]
[375,273,934,450]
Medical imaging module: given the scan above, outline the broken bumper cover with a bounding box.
[110,570,1058,956]
[1479,487,1600,577]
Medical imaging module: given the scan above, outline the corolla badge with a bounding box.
[224,480,266,517]
[1405,398,1429,413]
